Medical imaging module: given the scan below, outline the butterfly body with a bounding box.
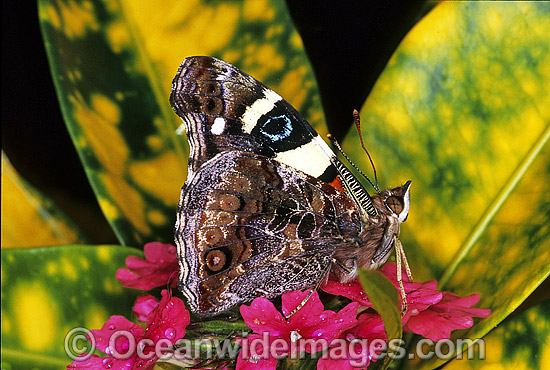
[170,56,411,317]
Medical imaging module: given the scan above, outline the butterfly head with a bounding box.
[382,180,411,223]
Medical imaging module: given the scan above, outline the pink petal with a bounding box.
[133,295,159,322]
[123,255,153,272]
[144,290,190,343]
[298,302,359,343]
[67,354,135,370]
[115,243,179,290]
[241,297,288,337]
[143,242,177,262]
[236,353,277,370]
[353,313,386,341]
[404,292,491,341]
[282,290,325,318]
[317,356,358,370]
[321,278,372,307]
[90,316,143,354]
[236,334,278,370]
[401,289,443,322]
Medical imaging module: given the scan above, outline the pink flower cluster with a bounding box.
[322,263,491,342]
[70,242,490,370]
[69,289,189,370]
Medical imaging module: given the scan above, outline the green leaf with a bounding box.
[441,300,550,370]
[358,269,402,369]
[341,3,550,368]
[1,152,88,248]
[1,245,142,370]
[38,0,324,246]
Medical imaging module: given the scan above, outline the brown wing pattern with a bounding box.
[176,151,360,316]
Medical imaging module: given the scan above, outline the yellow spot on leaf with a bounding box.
[61,257,78,280]
[401,2,459,55]
[290,31,304,49]
[96,246,111,262]
[46,261,58,275]
[107,22,131,54]
[244,44,285,82]
[243,0,274,21]
[71,93,128,175]
[2,312,11,334]
[41,3,61,29]
[541,339,550,370]
[147,135,164,151]
[222,50,241,64]
[85,305,109,331]
[277,68,307,111]
[147,210,167,226]
[13,282,58,351]
[1,154,81,248]
[385,108,411,130]
[128,151,184,207]
[91,94,121,126]
[409,209,461,264]
[98,197,119,220]
[104,277,122,294]
[266,25,283,40]
[484,336,503,363]
[100,174,151,237]
[58,0,99,39]
[485,8,506,39]
[79,256,90,270]
[124,0,239,93]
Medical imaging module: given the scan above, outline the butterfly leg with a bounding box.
[284,259,333,320]
[394,235,413,317]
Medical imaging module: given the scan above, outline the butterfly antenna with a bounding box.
[353,109,380,193]
[327,133,379,193]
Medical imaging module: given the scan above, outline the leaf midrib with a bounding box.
[439,121,550,287]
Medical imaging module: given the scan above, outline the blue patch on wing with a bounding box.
[259,115,293,142]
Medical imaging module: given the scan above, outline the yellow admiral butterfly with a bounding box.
[170,56,411,317]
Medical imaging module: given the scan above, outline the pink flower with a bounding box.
[321,263,491,341]
[237,290,359,370]
[321,265,441,316]
[133,295,160,322]
[69,290,190,370]
[116,242,179,290]
[318,313,386,370]
[404,292,491,341]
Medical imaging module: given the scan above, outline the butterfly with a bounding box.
[170,56,412,317]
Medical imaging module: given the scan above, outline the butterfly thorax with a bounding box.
[331,181,411,282]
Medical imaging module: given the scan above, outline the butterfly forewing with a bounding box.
[170,56,338,183]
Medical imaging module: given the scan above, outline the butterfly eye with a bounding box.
[385,196,404,215]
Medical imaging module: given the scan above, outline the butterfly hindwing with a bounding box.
[175,150,360,315]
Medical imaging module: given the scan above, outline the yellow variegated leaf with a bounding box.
[340,2,549,368]
[1,152,88,248]
[1,245,142,370]
[442,300,550,370]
